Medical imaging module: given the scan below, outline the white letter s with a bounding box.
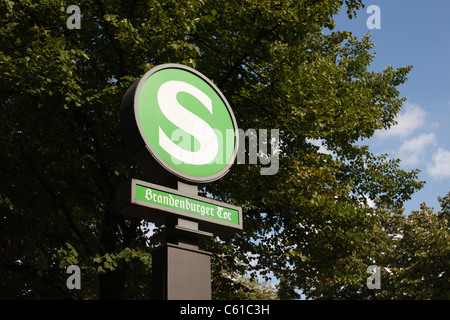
[157,81,218,165]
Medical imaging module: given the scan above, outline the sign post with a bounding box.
[116,64,241,299]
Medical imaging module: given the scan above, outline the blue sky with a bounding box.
[332,0,450,214]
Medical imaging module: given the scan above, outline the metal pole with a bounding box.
[150,183,213,300]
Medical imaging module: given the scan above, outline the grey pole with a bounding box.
[150,182,213,300]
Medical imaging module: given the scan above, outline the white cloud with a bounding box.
[428,148,450,179]
[377,102,426,138]
[397,133,436,166]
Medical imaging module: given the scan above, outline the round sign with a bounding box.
[120,64,238,184]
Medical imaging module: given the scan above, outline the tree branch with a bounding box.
[217,24,279,89]
[0,260,71,299]
[95,0,126,77]
[28,163,90,252]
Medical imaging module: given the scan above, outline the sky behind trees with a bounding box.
[331,0,450,214]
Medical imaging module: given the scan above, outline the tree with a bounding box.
[372,192,450,299]
[213,271,279,300]
[1,0,424,299]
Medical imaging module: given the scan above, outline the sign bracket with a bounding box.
[151,218,213,249]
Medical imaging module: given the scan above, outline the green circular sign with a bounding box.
[130,64,238,183]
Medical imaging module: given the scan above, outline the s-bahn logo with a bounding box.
[121,64,239,184]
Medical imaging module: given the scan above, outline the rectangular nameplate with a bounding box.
[115,179,243,237]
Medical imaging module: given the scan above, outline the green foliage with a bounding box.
[1,0,441,300]
[372,194,450,299]
[92,247,152,274]
[214,271,279,300]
